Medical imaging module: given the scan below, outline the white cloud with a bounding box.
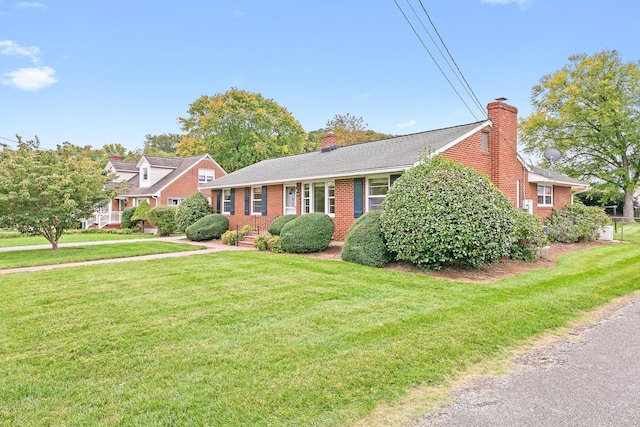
[481,0,530,9]
[16,2,47,10]
[2,66,58,90]
[0,40,40,62]
[396,119,417,128]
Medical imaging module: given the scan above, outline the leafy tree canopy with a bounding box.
[519,49,640,221]
[308,114,395,149]
[176,88,307,172]
[143,133,179,157]
[0,137,117,250]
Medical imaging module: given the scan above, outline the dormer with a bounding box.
[137,157,152,188]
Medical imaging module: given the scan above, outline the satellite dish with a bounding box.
[543,148,562,163]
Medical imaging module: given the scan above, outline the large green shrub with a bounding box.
[341,210,394,267]
[509,209,547,261]
[120,207,137,229]
[380,155,515,270]
[268,215,298,236]
[131,200,150,223]
[185,214,229,241]
[175,192,212,232]
[280,213,334,253]
[147,206,178,236]
[545,202,610,243]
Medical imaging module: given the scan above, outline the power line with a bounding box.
[393,0,486,120]
[417,0,485,115]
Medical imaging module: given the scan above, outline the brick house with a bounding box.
[199,101,587,241]
[93,154,226,228]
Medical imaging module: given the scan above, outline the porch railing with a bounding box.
[235,214,280,244]
[92,211,122,228]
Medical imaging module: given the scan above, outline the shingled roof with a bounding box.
[200,120,489,189]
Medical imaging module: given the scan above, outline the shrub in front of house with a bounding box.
[131,200,150,224]
[175,192,211,232]
[509,209,547,261]
[147,206,178,236]
[185,214,229,241]
[268,214,298,236]
[545,202,610,243]
[120,207,137,229]
[253,233,271,251]
[280,213,334,253]
[342,210,394,268]
[221,230,242,245]
[380,155,515,270]
[267,235,284,253]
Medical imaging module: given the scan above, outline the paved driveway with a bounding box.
[414,295,640,426]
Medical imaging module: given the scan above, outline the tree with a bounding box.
[143,133,179,156]
[326,113,368,147]
[0,137,116,250]
[175,192,211,232]
[176,88,307,172]
[131,199,150,226]
[519,50,640,221]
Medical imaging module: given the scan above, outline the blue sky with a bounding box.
[1,0,639,151]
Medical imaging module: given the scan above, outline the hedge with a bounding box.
[280,213,334,253]
[341,210,394,267]
[185,214,229,241]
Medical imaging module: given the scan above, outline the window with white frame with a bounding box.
[167,198,184,206]
[142,167,149,181]
[222,189,231,214]
[537,185,553,206]
[251,187,262,214]
[302,182,335,215]
[198,168,214,183]
[368,177,391,211]
[135,198,148,207]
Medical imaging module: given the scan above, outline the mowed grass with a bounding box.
[2,244,640,426]
[614,221,640,243]
[0,242,204,269]
[0,232,156,248]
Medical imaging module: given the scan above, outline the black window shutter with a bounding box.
[230,189,235,215]
[244,187,250,215]
[261,186,267,216]
[390,174,401,186]
[215,190,221,214]
[354,178,363,218]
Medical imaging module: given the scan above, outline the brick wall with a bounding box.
[333,178,356,241]
[223,184,284,232]
[160,158,225,205]
[441,125,491,177]
[530,183,573,218]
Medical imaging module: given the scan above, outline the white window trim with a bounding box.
[222,189,232,215]
[301,181,335,217]
[198,168,215,183]
[366,175,393,212]
[167,198,184,206]
[142,167,149,181]
[537,184,553,206]
[251,186,262,215]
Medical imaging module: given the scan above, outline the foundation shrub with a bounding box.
[147,206,178,236]
[380,155,515,270]
[120,207,137,229]
[342,210,394,267]
[509,209,547,261]
[280,213,334,253]
[545,202,610,243]
[268,215,298,236]
[175,192,211,232]
[185,214,228,241]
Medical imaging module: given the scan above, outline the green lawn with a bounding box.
[614,221,640,243]
[1,244,639,426]
[0,242,203,269]
[0,232,156,248]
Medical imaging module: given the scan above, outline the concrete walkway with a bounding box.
[0,236,254,275]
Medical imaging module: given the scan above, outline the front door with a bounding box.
[284,185,296,215]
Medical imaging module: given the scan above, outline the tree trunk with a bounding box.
[622,188,636,223]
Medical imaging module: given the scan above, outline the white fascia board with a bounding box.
[528,172,587,188]
[433,120,492,155]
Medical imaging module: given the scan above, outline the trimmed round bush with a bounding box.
[545,202,610,243]
[268,214,298,236]
[280,213,334,253]
[380,155,515,270]
[185,214,229,241]
[120,207,136,229]
[175,192,212,232]
[342,210,394,267]
[147,206,178,236]
[509,209,547,261]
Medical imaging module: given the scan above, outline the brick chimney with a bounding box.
[108,154,124,162]
[320,132,338,153]
[487,98,520,206]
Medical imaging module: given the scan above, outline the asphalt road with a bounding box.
[414,295,640,427]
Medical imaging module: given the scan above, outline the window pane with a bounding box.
[303,184,310,213]
[369,197,384,211]
[327,182,335,214]
[314,183,325,213]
